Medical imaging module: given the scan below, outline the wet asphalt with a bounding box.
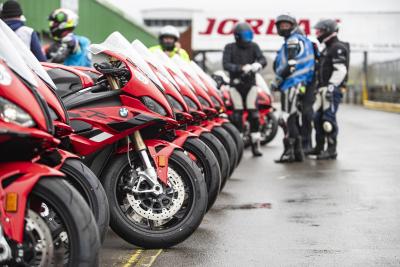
[100,104,400,267]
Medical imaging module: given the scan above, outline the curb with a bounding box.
[364,100,400,113]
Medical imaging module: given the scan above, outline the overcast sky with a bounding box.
[108,0,400,17]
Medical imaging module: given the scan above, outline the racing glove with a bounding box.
[251,62,262,73]
[242,64,252,74]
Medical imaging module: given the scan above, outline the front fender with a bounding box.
[0,162,64,243]
[172,130,198,148]
[144,139,181,185]
[201,119,222,131]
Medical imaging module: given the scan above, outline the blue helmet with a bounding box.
[233,22,254,44]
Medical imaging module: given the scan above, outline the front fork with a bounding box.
[129,131,163,194]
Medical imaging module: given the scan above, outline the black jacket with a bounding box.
[318,36,350,87]
[222,42,267,86]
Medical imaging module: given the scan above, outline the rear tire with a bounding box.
[30,178,101,267]
[102,150,208,248]
[183,137,221,211]
[199,132,230,191]
[60,159,110,243]
[222,122,244,166]
[211,126,238,177]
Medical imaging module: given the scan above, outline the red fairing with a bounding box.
[100,50,175,119]
[41,62,95,88]
[183,71,215,109]
[0,162,64,243]
[186,125,210,136]
[201,119,222,131]
[0,61,48,131]
[166,68,203,112]
[35,76,68,125]
[147,62,189,113]
[173,129,198,147]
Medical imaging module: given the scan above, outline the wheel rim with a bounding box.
[260,116,274,141]
[19,210,54,267]
[116,158,195,231]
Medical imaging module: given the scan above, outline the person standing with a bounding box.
[0,0,46,61]
[272,14,316,163]
[46,8,92,67]
[149,25,190,61]
[311,19,349,160]
[222,22,267,157]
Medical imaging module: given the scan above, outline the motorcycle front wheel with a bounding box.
[211,126,238,177]
[199,132,230,191]
[222,122,244,166]
[102,149,208,248]
[29,177,101,267]
[60,159,110,243]
[183,137,221,211]
[260,112,279,145]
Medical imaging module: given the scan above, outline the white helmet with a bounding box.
[159,25,180,40]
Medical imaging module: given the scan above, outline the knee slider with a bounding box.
[323,121,333,133]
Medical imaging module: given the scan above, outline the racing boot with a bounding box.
[294,136,305,162]
[317,137,337,160]
[307,136,325,156]
[275,137,296,163]
[250,132,263,157]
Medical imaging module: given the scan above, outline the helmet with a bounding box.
[0,0,23,19]
[233,22,254,46]
[48,8,78,40]
[159,25,180,51]
[314,19,338,43]
[275,14,297,38]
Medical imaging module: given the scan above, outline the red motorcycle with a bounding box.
[212,71,278,147]
[188,60,244,165]
[2,22,110,242]
[44,32,208,248]
[0,31,100,265]
[152,51,235,189]
[131,40,221,209]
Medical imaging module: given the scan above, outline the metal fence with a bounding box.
[367,58,400,103]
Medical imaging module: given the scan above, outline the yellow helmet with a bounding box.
[48,8,78,40]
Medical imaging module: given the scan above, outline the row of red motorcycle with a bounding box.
[0,21,276,266]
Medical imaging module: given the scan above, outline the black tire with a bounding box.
[60,159,110,243]
[211,126,238,177]
[102,150,208,248]
[183,137,221,211]
[222,122,244,166]
[199,132,230,190]
[260,112,279,145]
[30,177,100,267]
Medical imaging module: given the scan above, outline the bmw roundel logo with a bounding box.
[119,107,129,118]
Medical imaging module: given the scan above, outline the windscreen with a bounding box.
[89,31,164,90]
[131,39,179,89]
[189,61,218,89]
[0,20,55,89]
[255,73,271,95]
[152,49,196,92]
[0,21,38,87]
[172,55,208,91]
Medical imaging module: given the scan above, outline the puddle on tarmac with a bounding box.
[213,202,272,211]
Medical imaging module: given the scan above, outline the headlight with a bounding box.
[0,97,35,127]
[141,96,167,116]
[197,96,210,108]
[210,96,220,108]
[166,95,184,112]
[183,96,198,110]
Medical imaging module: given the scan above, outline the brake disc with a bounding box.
[24,209,54,267]
[126,167,185,222]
